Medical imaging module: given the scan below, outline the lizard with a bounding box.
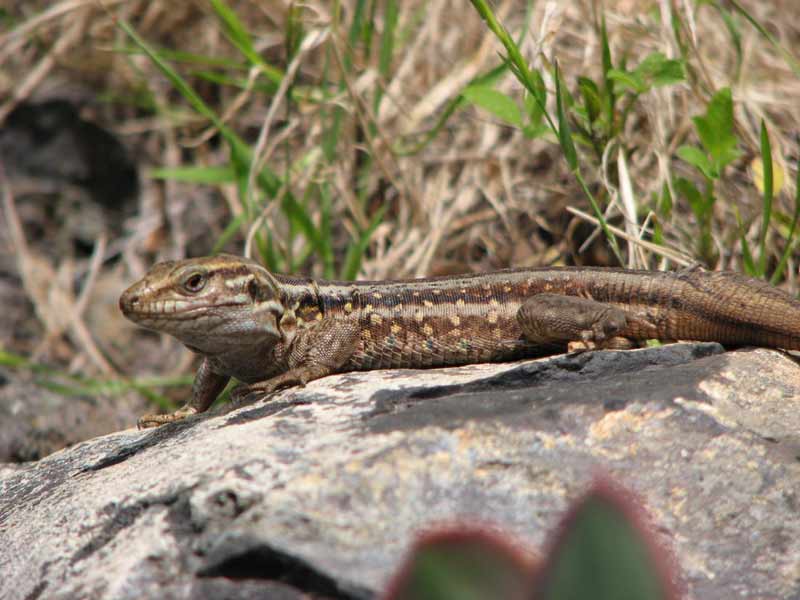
[119,253,800,428]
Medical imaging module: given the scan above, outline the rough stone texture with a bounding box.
[1,343,799,599]
[0,371,145,462]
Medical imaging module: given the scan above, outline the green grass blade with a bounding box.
[211,211,250,255]
[149,165,236,183]
[714,3,743,80]
[727,0,800,76]
[120,15,273,194]
[770,154,800,285]
[0,350,189,410]
[555,62,578,170]
[600,14,616,133]
[735,206,756,276]
[467,3,620,264]
[115,44,247,69]
[395,61,510,155]
[208,0,284,84]
[192,69,279,95]
[468,0,556,134]
[118,19,223,126]
[341,204,387,280]
[758,120,773,276]
[374,0,399,114]
[280,193,324,261]
[317,182,335,278]
[556,62,621,263]
[341,0,369,74]
[0,350,52,373]
[394,99,460,155]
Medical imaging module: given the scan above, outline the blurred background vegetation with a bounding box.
[1,0,798,455]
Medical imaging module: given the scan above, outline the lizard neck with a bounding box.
[273,273,354,324]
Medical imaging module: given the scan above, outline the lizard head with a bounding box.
[119,254,284,355]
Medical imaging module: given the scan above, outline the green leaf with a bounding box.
[210,0,254,53]
[537,485,673,600]
[578,76,602,124]
[674,177,712,220]
[396,61,511,156]
[467,2,618,264]
[386,529,530,600]
[522,122,551,139]
[607,69,646,94]
[607,53,684,95]
[461,85,523,127]
[676,145,715,179]
[692,87,741,175]
[634,52,685,87]
[467,0,556,136]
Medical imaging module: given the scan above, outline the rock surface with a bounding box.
[0,370,145,463]
[1,343,799,599]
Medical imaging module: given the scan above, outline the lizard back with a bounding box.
[275,266,800,370]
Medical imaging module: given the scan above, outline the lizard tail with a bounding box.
[671,270,800,350]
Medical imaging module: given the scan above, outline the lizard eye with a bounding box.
[182,272,206,293]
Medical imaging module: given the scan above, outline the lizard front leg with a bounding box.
[138,358,230,428]
[232,317,361,403]
[517,293,635,351]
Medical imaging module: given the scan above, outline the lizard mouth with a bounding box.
[120,300,247,322]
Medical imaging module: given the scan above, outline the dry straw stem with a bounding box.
[0,164,114,375]
[243,28,329,258]
[0,4,89,122]
[1,0,798,280]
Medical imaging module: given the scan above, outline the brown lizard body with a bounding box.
[119,254,800,427]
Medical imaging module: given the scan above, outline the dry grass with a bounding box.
[1,0,799,382]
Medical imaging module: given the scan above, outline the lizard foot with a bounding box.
[229,382,285,406]
[231,364,333,406]
[137,405,200,429]
[567,335,636,353]
[519,293,632,350]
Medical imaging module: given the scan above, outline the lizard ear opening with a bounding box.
[248,267,282,302]
[247,278,262,301]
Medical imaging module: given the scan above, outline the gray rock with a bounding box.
[1,343,799,599]
[0,373,144,462]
